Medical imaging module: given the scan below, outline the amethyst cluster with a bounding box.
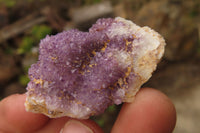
[25,17,166,119]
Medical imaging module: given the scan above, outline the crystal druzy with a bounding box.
[25,17,166,119]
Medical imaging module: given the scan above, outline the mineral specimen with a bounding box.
[25,17,166,119]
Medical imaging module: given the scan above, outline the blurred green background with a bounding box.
[0,0,199,132]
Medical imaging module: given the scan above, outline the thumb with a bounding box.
[37,117,104,133]
[61,120,93,133]
[60,119,103,133]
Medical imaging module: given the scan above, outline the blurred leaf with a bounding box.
[5,47,13,55]
[107,104,117,113]
[197,40,200,53]
[0,0,16,7]
[95,118,105,127]
[31,25,52,41]
[17,24,52,54]
[24,65,30,73]
[17,36,34,54]
[93,0,101,3]
[19,75,30,86]
[189,10,198,18]
[83,0,101,5]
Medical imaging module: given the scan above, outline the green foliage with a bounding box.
[31,25,52,40]
[17,36,34,54]
[95,118,105,127]
[17,24,52,54]
[82,0,102,5]
[189,10,198,18]
[197,39,200,54]
[107,104,117,113]
[27,0,46,2]
[19,75,30,86]
[5,47,14,55]
[93,104,117,128]
[24,65,30,73]
[0,0,16,7]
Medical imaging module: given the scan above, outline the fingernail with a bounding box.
[60,120,93,133]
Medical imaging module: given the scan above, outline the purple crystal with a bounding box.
[25,17,166,119]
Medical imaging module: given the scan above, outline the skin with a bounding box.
[0,88,176,133]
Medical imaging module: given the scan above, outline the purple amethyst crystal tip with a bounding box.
[25,17,166,119]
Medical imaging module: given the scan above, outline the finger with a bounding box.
[37,117,104,133]
[0,94,103,133]
[111,88,176,133]
[0,94,49,132]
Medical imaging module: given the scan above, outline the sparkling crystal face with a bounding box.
[25,17,166,119]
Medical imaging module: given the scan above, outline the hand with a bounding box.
[0,88,176,133]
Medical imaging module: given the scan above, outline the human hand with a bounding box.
[0,88,176,133]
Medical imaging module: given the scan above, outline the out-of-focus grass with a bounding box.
[0,0,16,7]
[17,36,34,54]
[31,25,52,41]
[107,104,117,113]
[197,40,200,54]
[17,24,52,54]
[93,104,118,129]
[82,0,102,5]
[96,118,105,127]
[19,75,30,86]
[5,47,14,55]
[0,0,48,7]
[17,24,52,86]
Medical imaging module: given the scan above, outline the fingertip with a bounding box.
[79,119,104,133]
[38,118,104,133]
[139,88,176,132]
[62,119,104,133]
[112,88,176,133]
[0,94,49,132]
[0,94,103,133]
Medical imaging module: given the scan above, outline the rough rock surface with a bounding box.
[25,17,165,119]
